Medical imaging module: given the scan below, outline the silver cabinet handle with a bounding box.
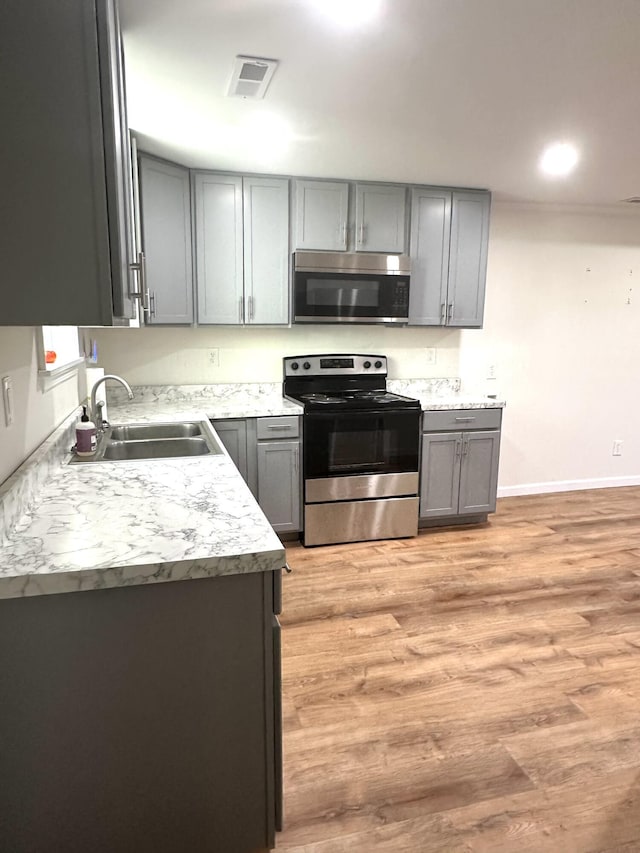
[455,416,476,422]
[341,222,347,246]
[359,223,365,246]
[267,425,293,430]
[455,438,462,458]
[462,438,469,455]
[447,302,454,321]
[440,303,446,323]
[238,296,244,323]
[284,563,292,574]
[149,291,157,320]
[129,251,148,307]
[249,295,255,321]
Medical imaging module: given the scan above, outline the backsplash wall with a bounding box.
[90,325,462,385]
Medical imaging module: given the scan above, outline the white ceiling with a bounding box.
[120,0,640,204]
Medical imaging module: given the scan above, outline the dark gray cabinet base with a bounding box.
[0,572,281,853]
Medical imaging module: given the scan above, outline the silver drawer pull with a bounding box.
[267,425,293,430]
[284,563,292,574]
[455,416,476,422]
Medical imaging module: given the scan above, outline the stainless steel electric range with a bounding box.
[283,354,422,547]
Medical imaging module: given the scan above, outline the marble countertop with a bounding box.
[0,418,285,600]
[0,378,504,601]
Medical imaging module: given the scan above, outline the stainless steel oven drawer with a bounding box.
[256,416,300,439]
[423,408,502,432]
[306,472,419,503]
[304,497,419,546]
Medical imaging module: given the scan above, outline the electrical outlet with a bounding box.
[207,348,220,367]
[424,348,437,365]
[613,440,623,456]
[487,364,496,379]
[2,376,14,427]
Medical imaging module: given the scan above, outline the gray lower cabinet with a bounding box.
[139,156,193,324]
[420,409,501,522]
[2,0,139,326]
[212,419,253,490]
[213,417,302,534]
[194,173,289,325]
[0,571,282,853]
[257,440,301,533]
[409,189,490,328]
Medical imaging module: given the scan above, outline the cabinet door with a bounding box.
[459,430,500,514]
[194,173,244,324]
[243,177,290,325]
[139,157,193,325]
[294,180,349,251]
[212,420,249,482]
[0,0,123,325]
[97,0,137,321]
[447,191,490,328]
[257,441,301,533]
[419,432,462,518]
[355,184,406,253]
[408,189,451,326]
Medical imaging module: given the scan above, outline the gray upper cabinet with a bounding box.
[194,174,244,324]
[243,177,290,325]
[1,0,138,326]
[195,174,289,325]
[139,157,193,325]
[355,184,406,253]
[447,191,491,328]
[409,188,490,328]
[408,188,452,325]
[294,180,350,251]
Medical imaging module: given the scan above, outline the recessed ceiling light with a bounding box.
[539,142,580,177]
[310,0,383,28]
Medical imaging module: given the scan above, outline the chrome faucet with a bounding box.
[90,375,134,433]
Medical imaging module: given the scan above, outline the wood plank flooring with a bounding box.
[275,487,640,853]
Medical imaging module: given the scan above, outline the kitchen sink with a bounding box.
[109,422,202,441]
[70,421,223,463]
[103,437,212,461]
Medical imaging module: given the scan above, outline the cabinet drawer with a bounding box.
[257,416,300,439]
[423,408,502,432]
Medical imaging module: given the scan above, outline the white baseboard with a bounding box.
[498,475,640,498]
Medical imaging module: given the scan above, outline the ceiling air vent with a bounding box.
[622,197,640,204]
[227,56,278,99]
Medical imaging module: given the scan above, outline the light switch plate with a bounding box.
[2,376,14,427]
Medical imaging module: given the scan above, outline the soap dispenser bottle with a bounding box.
[75,406,97,456]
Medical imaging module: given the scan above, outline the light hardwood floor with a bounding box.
[276,487,640,853]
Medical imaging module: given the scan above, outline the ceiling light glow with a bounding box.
[310,0,382,28]
[539,142,580,177]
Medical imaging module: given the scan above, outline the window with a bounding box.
[37,327,84,390]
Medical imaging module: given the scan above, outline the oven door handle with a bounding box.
[304,408,422,420]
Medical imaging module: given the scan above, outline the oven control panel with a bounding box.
[284,354,387,377]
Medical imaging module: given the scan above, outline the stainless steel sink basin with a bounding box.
[109,422,202,441]
[70,420,223,463]
[103,437,212,461]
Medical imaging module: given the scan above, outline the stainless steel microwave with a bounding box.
[293,252,411,324]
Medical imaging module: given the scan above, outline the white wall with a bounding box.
[461,203,640,495]
[0,328,81,484]
[89,324,462,384]
[91,201,640,496]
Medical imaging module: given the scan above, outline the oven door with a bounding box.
[304,409,420,480]
[294,272,410,324]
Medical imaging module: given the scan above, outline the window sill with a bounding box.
[38,358,85,392]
